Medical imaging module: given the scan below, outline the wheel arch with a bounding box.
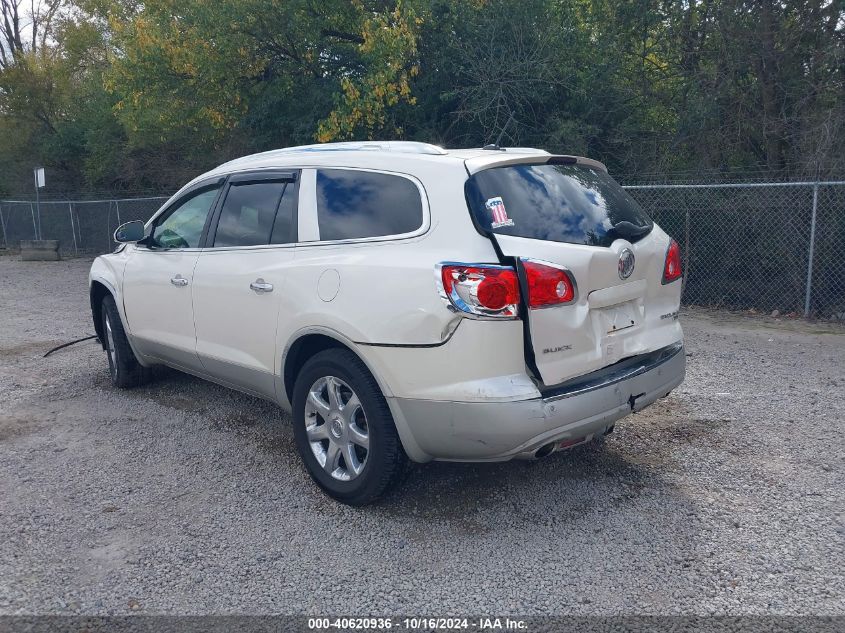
[90,279,114,351]
[281,328,429,463]
[282,330,393,404]
[89,274,149,367]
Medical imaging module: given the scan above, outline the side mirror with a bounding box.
[114,220,145,243]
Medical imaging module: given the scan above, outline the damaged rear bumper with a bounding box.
[389,342,685,462]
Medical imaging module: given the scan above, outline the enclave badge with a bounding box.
[618,248,635,280]
[542,344,572,354]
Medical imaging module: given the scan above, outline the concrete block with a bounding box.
[20,240,61,261]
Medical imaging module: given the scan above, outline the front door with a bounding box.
[192,171,299,399]
[122,181,223,372]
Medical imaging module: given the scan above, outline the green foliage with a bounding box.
[0,0,843,194]
[316,2,423,141]
[107,0,260,143]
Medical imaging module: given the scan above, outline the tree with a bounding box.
[1,0,63,68]
[0,0,843,194]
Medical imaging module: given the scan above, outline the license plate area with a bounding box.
[599,300,640,334]
[598,300,642,365]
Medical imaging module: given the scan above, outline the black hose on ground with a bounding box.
[43,335,97,358]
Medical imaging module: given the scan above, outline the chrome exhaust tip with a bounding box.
[534,442,557,459]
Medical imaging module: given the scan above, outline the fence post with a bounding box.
[803,182,820,317]
[0,202,7,250]
[68,202,78,257]
[75,206,82,250]
[683,196,690,296]
[30,202,38,239]
[115,199,121,226]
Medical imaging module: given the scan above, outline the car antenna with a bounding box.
[482,112,515,151]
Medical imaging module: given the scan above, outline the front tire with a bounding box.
[292,349,407,505]
[101,295,151,388]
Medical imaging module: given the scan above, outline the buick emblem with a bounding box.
[618,249,635,280]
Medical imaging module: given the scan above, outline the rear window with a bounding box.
[316,169,423,241]
[213,181,295,247]
[466,163,652,247]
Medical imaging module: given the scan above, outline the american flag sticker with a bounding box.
[485,196,514,228]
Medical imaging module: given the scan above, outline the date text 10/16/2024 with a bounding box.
[308,617,528,631]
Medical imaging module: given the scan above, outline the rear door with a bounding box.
[465,160,683,386]
[191,170,298,399]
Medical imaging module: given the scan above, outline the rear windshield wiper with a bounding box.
[610,221,652,241]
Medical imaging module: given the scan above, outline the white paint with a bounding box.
[317,269,341,302]
[90,142,685,463]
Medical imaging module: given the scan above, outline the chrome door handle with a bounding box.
[250,278,274,293]
[170,275,189,287]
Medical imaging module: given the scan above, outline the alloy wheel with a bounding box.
[104,313,117,376]
[303,376,370,481]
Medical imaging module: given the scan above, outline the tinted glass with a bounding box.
[466,164,653,247]
[270,182,297,244]
[316,169,423,241]
[214,181,291,247]
[152,187,220,248]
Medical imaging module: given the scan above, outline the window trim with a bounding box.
[139,177,226,252]
[203,170,300,251]
[300,167,431,246]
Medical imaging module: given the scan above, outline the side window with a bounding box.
[152,186,220,249]
[213,181,296,247]
[270,182,297,244]
[316,169,423,241]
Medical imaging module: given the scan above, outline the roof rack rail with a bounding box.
[275,141,448,156]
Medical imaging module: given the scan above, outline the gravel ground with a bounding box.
[0,256,843,616]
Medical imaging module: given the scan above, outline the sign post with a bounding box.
[34,167,45,240]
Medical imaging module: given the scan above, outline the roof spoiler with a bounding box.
[464,153,608,175]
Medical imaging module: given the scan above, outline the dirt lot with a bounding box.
[0,256,843,616]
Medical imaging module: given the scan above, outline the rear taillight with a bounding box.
[522,260,577,308]
[662,239,682,284]
[437,260,578,317]
[438,264,520,318]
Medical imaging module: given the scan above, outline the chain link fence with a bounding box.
[0,182,843,319]
[0,197,169,258]
[625,181,845,319]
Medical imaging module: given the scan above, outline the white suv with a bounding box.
[89,141,685,504]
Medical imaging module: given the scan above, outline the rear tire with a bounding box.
[292,348,407,505]
[101,295,151,388]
